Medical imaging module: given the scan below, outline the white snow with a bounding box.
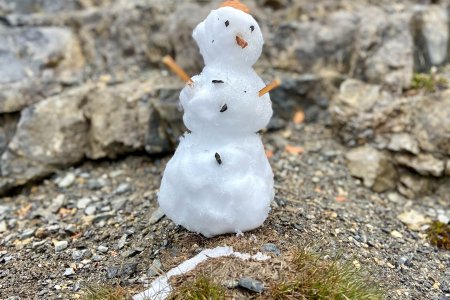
[158,5,274,237]
[133,246,270,300]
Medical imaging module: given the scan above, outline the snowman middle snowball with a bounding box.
[158,4,274,237]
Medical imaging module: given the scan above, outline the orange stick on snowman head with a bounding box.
[162,0,280,96]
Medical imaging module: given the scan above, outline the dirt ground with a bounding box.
[0,116,449,300]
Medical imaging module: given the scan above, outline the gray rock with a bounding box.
[84,205,97,216]
[72,250,86,261]
[20,228,35,240]
[0,27,84,113]
[412,5,449,71]
[112,198,127,212]
[147,259,162,277]
[238,277,265,293]
[395,154,445,177]
[49,194,66,214]
[106,266,119,279]
[352,7,413,90]
[0,113,19,156]
[446,161,450,176]
[121,248,143,258]
[260,243,281,256]
[387,133,420,155]
[107,262,138,279]
[92,254,102,262]
[57,173,76,188]
[86,178,104,190]
[149,208,165,225]
[63,268,75,277]
[397,173,434,198]
[330,79,394,145]
[145,87,185,154]
[117,234,128,250]
[54,240,68,252]
[115,183,131,195]
[0,85,91,193]
[97,245,108,253]
[0,221,7,233]
[346,145,397,192]
[76,197,91,210]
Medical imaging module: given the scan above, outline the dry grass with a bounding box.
[427,221,450,250]
[167,241,384,300]
[269,249,383,300]
[83,283,132,300]
[168,275,226,300]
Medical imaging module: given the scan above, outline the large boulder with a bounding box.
[0,72,184,194]
[412,5,449,72]
[0,26,84,113]
[346,145,397,192]
[351,7,414,91]
[331,78,450,197]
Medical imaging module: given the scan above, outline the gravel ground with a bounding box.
[0,116,449,300]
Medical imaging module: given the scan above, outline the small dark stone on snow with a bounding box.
[238,277,264,293]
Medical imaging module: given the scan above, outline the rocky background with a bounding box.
[0,0,449,299]
[0,0,449,198]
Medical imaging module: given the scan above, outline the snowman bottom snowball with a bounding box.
[158,133,274,237]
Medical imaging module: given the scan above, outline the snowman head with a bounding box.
[193,1,263,67]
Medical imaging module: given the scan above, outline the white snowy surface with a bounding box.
[158,5,274,237]
[133,246,270,300]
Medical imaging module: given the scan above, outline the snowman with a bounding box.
[158,0,276,237]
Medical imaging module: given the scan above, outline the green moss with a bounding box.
[168,275,226,300]
[83,283,131,300]
[270,249,384,300]
[411,73,448,92]
[427,221,450,250]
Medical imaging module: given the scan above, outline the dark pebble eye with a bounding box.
[250,25,255,32]
[225,20,230,27]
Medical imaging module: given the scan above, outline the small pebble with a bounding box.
[97,245,108,253]
[49,195,66,213]
[58,173,76,188]
[72,250,86,260]
[149,208,165,225]
[147,259,162,277]
[390,230,403,239]
[0,221,7,233]
[54,240,68,252]
[84,205,97,216]
[117,234,127,250]
[87,179,104,190]
[20,228,35,240]
[63,268,75,276]
[260,243,281,256]
[77,197,92,209]
[115,183,131,194]
[238,277,264,293]
[92,254,102,262]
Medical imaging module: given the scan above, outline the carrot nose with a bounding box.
[236,35,248,48]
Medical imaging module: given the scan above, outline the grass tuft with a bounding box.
[427,221,450,250]
[83,283,131,300]
[411,73,448,92]
[269,249,383,300]
[168,275,226,300]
